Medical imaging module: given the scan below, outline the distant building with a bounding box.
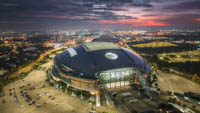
[115,91,159,113]
[52,33,65,43]
[23,47,37,52]
[84,37,94,43]
[43,42,62,48]
[66,39,76,45]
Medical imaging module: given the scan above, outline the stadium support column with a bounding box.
[96,90,101,107]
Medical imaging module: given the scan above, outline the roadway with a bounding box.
[10,47,65,78]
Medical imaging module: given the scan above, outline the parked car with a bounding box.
[2,99,6,104]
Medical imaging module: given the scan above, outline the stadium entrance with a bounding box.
[97,67,145,89]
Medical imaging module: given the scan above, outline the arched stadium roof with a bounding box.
[55,42,150,78]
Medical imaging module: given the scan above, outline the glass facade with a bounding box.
[98,68,136,83]
[96,67,149,89]
[97,68,138,88]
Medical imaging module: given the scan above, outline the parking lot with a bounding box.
[157,70,200,93]
[0,57,119,113]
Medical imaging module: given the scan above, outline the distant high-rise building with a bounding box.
[52,33,65,42]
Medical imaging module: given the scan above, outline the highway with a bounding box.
[10,46,65,78]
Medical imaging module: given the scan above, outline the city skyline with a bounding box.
[0,0,200,31]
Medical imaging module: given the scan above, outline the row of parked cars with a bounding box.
[41,90,56,100]
[19,83,56,108]
[9,88,19,103]
[167,91,200,105]
[19,86,41,108]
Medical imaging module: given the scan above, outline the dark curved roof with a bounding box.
[54,42,150,78]
[92,35,120,42]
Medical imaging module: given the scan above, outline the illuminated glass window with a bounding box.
[111,72,115,78]
[98,68,135,83]
[125,70,129,75]
[116,72,120,81]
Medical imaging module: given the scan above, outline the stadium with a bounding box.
[48,42,150,106]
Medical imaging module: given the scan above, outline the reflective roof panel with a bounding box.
[82,42,120,52]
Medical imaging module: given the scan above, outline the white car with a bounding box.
[184,97,190,102]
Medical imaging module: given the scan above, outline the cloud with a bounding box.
[157,14,200,26]
[0,0,200,31]
[141,14,169,17]
[0,0,143,22]
[0,2,18,7]
[130,0,153,7]
[94,18,170,27]
[162,0,200,12]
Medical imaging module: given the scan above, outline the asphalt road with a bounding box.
[10,47,63,78]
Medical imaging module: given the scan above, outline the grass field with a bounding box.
[158,50,200,63]
[134,42,177,48]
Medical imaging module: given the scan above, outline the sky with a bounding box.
[0,0,200,31]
